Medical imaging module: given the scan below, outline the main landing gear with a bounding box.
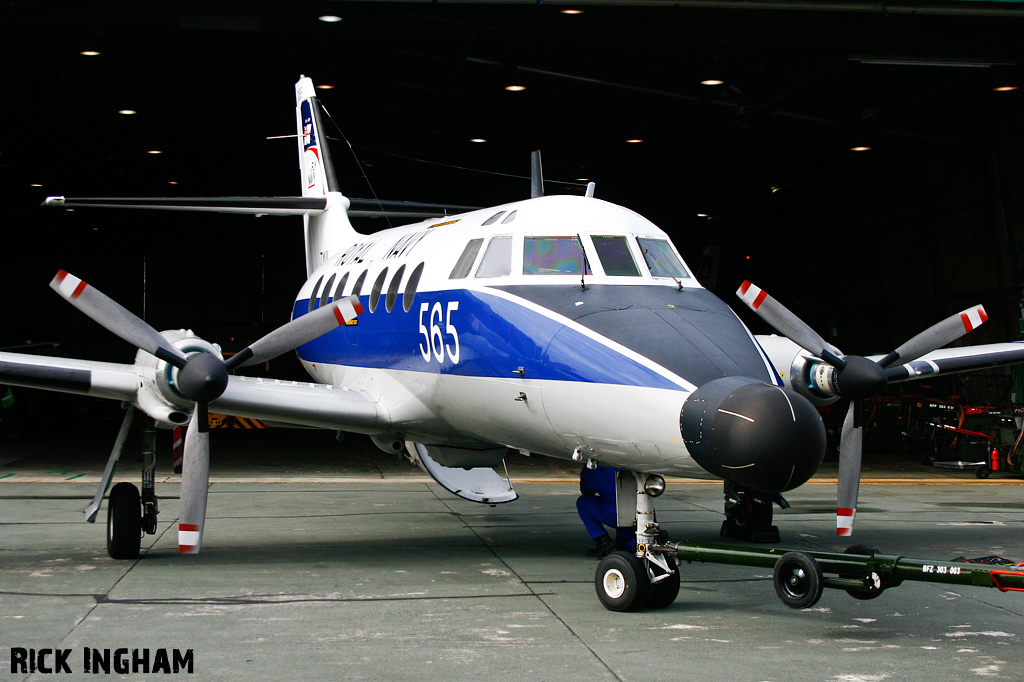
[595,471,681,612]
[84,406,161,560]
[720,481,787,543]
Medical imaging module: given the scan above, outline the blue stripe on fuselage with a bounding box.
[294,289,686,391]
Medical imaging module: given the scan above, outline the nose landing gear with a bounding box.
[594,471,681,612]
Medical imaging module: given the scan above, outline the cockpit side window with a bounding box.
[637,238,690,279]
[592,236,640,276]
[523,236,591,275]
[475,235,513,278]
[449,238,484,279]
[482,211,506,226]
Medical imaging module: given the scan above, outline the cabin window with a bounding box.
[500,210,518,225]
[351,270,368,298]
[475,236,513,278]
[334,272,350,299]
[404,262,425,313]
[308,275,324,312]
[637,238,690,279]
[523,236,591,275]
[592,236,640,277]
[385,264,406,313]
[321,273,337,307]
[369,267,389,313]
[449,238,483,279]
[482,211,505,226]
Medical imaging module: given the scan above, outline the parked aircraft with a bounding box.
[3,76,1023,611]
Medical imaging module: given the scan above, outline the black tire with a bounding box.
[645,563,681,609]
[975,466,991,479]
[773,551,823,609]
[107,482,142,560]
[595,551,650,612]
[842,544,885,600]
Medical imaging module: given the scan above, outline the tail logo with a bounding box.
[300,100,322,194]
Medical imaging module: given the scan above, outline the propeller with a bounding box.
[51,270,363,552]
[736,281,986,536]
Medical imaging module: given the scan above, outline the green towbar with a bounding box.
[658,540,1024,609]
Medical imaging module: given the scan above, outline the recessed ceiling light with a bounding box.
[147,150,162,154]
[851,146,872,152]
[316,84,335,90]
[993,85,1018,92]
[505,85,526,92]
[625,138,643,144]
[470,138,487,143]
[79,50,101,56]
[319,15,342,23]
[697,213,710,218]
[701,79,725,86]
[30,183,43,187]
[118,109,136,115]
[560,9,584,14]
[168,181,179,185]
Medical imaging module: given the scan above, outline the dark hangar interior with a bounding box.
[2,0,1024,432]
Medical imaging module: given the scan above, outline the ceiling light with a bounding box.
[625,138,643,144]
[993,85,1018,92]
[316,84,335,90]
[79,50,101,56]
[118,109,136,115]
[505,85,526,92]
[147,150,162,154]
[701,78,725,86]
[318,15,342,23]
[470,138,487,143]
[168,181,179,185]
[697,213,710,218]
[560,9,584,14]
[851,146,872,152]
[30,183,43,187]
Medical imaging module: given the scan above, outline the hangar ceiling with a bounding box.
[2,1,1024,380]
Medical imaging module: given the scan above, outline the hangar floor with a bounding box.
[2,428,1023,681]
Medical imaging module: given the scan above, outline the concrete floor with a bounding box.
[2,428,1023,681]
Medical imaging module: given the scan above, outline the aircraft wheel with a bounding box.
[107,482,142,560]
[843,544,885,600]
[773,551,823,609]
[595,551,649,612]
[645,563,681,609]
[975,466,991,479]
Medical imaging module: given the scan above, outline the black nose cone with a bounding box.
[680,376,826,493]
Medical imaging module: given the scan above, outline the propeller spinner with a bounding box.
[736,281,986,536]
[51,270,363,553]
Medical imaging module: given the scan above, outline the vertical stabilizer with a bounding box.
[295,76,358,275]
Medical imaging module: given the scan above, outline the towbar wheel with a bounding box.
[773,551,823,609]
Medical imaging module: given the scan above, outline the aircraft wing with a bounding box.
[883,342,1024,383]
[0,351,382,432]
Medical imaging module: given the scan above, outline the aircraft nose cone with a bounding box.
[680,376,826,493]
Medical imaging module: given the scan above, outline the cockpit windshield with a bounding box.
[637,238,690,279]
[523,236,591,275]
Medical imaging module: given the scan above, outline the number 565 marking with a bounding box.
[419,301,460,364]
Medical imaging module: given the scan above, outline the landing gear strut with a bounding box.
[720,481,786,543]
[85,405,161,560]
[595,471,680,611]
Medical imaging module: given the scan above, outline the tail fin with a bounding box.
[295,76,339,198]
[294,76,359,274]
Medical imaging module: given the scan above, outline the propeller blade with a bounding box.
[736,281,844,364]
[836,401,863,536]
[225,295,363,370]
[178,405,210,554]
[50,270,188,368]
[877,305,988,369]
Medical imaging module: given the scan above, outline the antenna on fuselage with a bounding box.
[531,150,544,198]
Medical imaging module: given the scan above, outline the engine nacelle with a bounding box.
[132,329,223,426]
[756,334,840,407]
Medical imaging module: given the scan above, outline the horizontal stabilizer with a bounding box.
[43,196,477,219]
